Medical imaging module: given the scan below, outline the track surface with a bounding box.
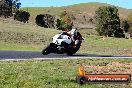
[0,50,132,61]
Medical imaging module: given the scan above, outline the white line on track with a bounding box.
[0,56,132,62]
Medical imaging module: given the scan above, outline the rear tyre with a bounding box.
[66,46,77,56]
[65,41,82,56]
[66,51,74,56]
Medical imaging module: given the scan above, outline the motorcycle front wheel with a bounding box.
[42,44,52,55]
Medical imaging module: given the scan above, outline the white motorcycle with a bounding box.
[42,28,84,55]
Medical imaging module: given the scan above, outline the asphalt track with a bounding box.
[0,50,132,61]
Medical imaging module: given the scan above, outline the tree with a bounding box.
[5,0,21,8]
[95,6,122,37]
[4,0,21,13]
[121,20,130,33]
[56,10,75,30]
[12,0,21,13]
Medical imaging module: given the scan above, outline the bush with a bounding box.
[14,10,30,23]
[114,28,125,38]
[121,20,130,33]
[35,14,55,28]
[56,10,75,30]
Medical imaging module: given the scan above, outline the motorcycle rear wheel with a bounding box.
[66,46,80,55]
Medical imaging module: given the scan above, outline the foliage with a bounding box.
[121,20,130,33]
[95,6,123,37]
[35,14,55,28]
[56,10,75,30]
[14,10,30,23]
[114,28,124,38]
[56,18,65,30]
[5,0,21,9]
[0,0,21,17]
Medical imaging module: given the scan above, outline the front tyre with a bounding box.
[42,44,52,55]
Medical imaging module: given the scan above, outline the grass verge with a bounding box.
[0,58,132,88]
[0,20,60,51]
[79,34,132,56]
[0,42,41,51]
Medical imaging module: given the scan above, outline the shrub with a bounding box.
[14,10,30,23]
[35,14,55,28]
[121,20,130,33]
[56,10,75,30]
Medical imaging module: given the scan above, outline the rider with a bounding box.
[62,27,78,47]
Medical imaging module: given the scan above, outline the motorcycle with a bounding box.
[42,28,84,55]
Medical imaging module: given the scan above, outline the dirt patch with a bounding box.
[84,62,132,74]
[82,62,132,87]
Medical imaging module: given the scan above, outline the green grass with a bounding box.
[79,35,132,56]
[0,42,40,51]
[0,20,59,35]
[0,20,60,51]
[77,29,132,55]
[0,59,132,88]
[0,34,132,56]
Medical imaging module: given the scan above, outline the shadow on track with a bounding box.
[0,50,130,60]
